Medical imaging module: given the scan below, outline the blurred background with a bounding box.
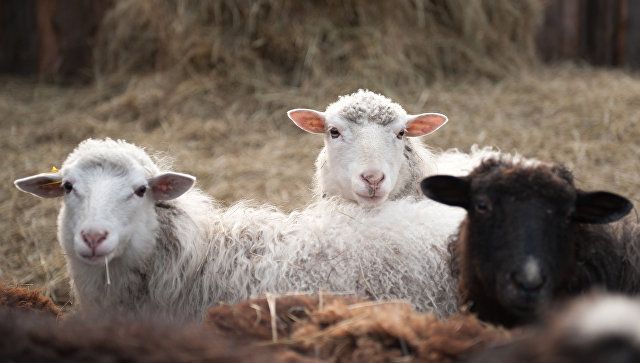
[1,0,639,306]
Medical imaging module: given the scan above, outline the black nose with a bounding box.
[510,270,545,292]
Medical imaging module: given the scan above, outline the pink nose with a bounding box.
[81,229,108,249]
[360,170,385,187]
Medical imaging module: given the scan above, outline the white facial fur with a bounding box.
[289,90,447,207]
[319,115,408,206]
[14,139,195,268]
[58,163,159,265]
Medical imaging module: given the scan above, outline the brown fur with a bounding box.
[0,307,313,363]
[0,284,61,317]
[448,219,470,306]
[206,294,510,363]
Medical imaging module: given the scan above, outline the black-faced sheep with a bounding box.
[466,294,640,363]
[206,293,510,363]
[420,155,636,327]
[14,138,464,321]
[0,284,61,317]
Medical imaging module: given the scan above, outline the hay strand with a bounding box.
[104,257,111,286]
[266,293,278,343]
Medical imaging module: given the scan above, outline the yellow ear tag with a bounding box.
[43,166,62,187]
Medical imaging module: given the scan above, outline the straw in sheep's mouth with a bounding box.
[105,256,111,285]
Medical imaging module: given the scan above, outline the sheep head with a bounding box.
[288,89,447,207]
[14,138,195,266]
[420,156,632,326]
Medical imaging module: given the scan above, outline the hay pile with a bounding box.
[95,0,543,87]
[206,293,510,362]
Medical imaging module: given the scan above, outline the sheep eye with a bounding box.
[135,185,147,197]
[474,198,491,213]
[63,181,73,193]
[397,130,405,139]
[329,127,341,139]
[475,202,489,213]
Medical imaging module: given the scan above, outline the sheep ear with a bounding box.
[287,109,326,134]
[572,191,633,224]
[405,113,448,137]
[149,172,196,201]
[420,175,470,209]
[14,173,64,198]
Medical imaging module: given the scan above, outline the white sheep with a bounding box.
[287,90,498,206]
[288,90,447,206]
[14,138,464,321]
[431,145,502,176]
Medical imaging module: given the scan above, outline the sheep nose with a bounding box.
[81,229,108,249]
[360,170,385,187]
[510,269,545,292]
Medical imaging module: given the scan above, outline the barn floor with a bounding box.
[1,65,639,305]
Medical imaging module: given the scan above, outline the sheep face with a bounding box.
[288,90,447,206]
[14,139,195,266]
[57,163,161,265]
[421,158,632,325]
[315,117,410,206]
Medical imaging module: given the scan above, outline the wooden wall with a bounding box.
[0,0,111,81]
[0,0,39,76]
[628,0,640,68]
[537,0,640,68]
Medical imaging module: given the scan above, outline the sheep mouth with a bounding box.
[355,192,386,204]
[509,302,537,314]
[502,295,543,318]
[78,250,114,264]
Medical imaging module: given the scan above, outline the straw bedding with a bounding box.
[1,1,638,309]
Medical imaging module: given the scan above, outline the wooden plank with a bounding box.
[0,0,38,75]
[537,0,586,61]
[536,0,640,68]
[625,0,640,68]
[584,0,614,65]
[37,0,59,78]
[50,0,113,80]
[0,0,112,80]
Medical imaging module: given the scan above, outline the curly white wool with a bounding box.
[17,139,465,321]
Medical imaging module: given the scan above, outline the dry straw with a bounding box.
[206,294,511,362]
[2,0,639,308]
[94,0,544,86]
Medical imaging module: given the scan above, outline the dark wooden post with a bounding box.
[0,0,38,75]
[626,0,640,68]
